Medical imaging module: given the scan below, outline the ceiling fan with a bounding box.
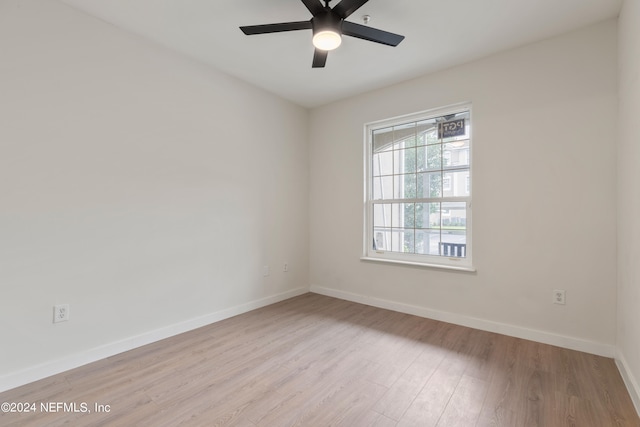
[240,0,405,68]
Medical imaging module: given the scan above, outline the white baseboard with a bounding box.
[0,287,308,393]
[309,285,616,358]
[616,350,640,417]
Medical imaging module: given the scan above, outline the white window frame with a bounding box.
[362,103,474,271]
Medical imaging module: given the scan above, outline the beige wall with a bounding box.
[0,0,309,386]
[309,20,618,353]
[617,0,640,408]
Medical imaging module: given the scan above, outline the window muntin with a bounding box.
[365,105,472,269]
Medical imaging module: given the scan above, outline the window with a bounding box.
[363,104,472,270]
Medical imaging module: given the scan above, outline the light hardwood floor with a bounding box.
[1,293,638,426]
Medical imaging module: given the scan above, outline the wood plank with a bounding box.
[397,349,468,427]
[437,373,488,426]
[373,344,447,420]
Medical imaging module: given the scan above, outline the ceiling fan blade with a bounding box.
[312,49,328,68]
[342,21,404,46]
[332,0,369,19]
[301,0,325,16]
[240,21,312,35]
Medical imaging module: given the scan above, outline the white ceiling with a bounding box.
[60,0,621,108]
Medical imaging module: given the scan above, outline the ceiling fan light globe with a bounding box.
[313,30,342,51]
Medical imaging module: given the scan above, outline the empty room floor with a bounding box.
[1,293,638,426]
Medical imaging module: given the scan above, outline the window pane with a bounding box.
[441,227,466,258]
[415,202,437,228]
[373,203,391,228]
[394,148,416,174]
[402,230,415,253]
[416,229,441,255]
[441,202,467,227]
[417,118,439,145]
[373,176,392,200]
[394,123,417,148]
[373,150,393,176]
[373,229,391,250]
[394,174,417,199]
[443,175,452,192]
[392,203,415,228]
[391,229,414,253]
[443,170,470,197]
[444,142,470,167]
[443,149,451,168]
[416,146,427,172]
[430,210,442,228]
[417,172,442,198]
[390,230,401,252]
[427,145,442,170]
[373,127,394,152]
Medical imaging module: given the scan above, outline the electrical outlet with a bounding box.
[283,263,289,272]
[53,304,70,323]
[553,290,566,305]
[263,265,270,277]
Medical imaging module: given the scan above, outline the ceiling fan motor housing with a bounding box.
[311,11,343,36]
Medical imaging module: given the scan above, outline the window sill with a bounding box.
[360,256,476,272]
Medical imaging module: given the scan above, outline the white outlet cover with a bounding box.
[553,290,566,305]
[53,304,70,323]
